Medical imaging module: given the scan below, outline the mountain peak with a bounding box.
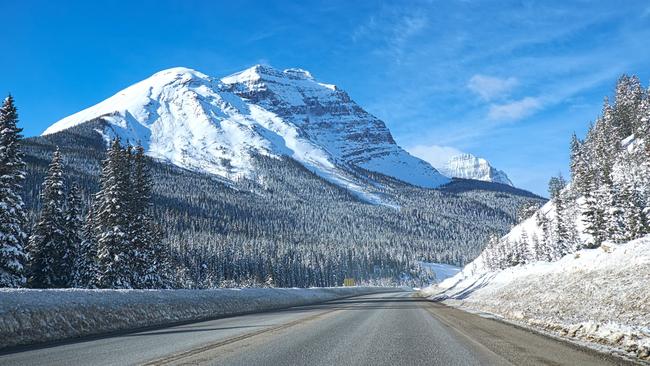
[240,64,314,79]
[144,67,213,86]
[283,68,313,79]
[42,66,449,202]
[151,66,208,78]
[222,65,336,91]
[442,153,514,186]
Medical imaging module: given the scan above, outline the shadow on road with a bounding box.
[280,296,433,311]
[127,325,266,337]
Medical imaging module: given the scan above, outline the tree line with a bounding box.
[3,94,543,288]
[0,95,169,288]
[483,75,650,270]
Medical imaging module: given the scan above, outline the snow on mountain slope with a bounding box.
[44,66,448,203]
[43,67,269,179]
[440,153,513,186]
[222,65,449,188]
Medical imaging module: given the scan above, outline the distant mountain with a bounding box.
[44,66,448,204]
[30,65,544,286]
[440,153,513,186]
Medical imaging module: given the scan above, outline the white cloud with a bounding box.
[406,144,463,170]
[351,8,429,64]
[488,97,542,121]
[467,74,518,101]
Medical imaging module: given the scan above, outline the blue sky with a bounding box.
[2,0,650,195]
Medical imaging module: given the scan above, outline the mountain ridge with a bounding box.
[440,153,513,186]
[44,65,449,203]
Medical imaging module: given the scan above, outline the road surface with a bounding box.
[0,292,635,366]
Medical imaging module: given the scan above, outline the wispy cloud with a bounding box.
[488,97,542,121]
[342,1,650,194]
[467,74,518,101]
[351,7,429,63]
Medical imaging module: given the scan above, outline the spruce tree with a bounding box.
[569,133,587,195]
[548,173,567,201]
[75,207,99,288]
[130,144,170,288]
[95,138,133,288]
[583,176,608,248]
[65,184,84,287]
[621,180,646,241]
[0,95,28,287]
[27,148,70,288]
[613,75,643,139]
[518,230,531,264]
[535,211,553,261]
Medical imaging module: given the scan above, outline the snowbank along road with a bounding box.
[0,292,637,366]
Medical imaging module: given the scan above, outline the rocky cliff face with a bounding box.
[221,65,448,188]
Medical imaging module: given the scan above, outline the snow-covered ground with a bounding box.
[422,236,650,361]
[0,286,396,349]
[417,262,461,283]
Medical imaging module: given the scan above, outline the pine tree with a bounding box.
[0,95,28,287]
[130,144,170,288]
[613,75,643,139]
[535,211,553,261]
[95,138,133,288]
[548,173,574,258]
[583,175,609,248]
[636,92,650,139]
[75,207,99,288]
[548,173,567,201]
[483,233,500,270]
[518,230,531,264]
[65,184,84,287]
[531,233,543,262]
[569,133,588,195]
[27,148,70,288]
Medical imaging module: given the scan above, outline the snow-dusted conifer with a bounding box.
[95,138,133,288]
[0,95,28,287]
[613,75,643,139]
[535,211,553,261]
[65,184,84,287]
[130,144,171,288]
[27,148,70,288]
[75,207,99,288]
[570,133,588,195]
[582,177,606,248]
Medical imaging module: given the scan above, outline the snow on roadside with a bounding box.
[0,286,396,350]
[417,262,461,283]
[422,236,650,361]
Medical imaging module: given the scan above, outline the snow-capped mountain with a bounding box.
[221,65,446,188]
[440,153,513,186]
[44,66,449,201]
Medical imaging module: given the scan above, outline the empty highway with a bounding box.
[0,292,635,366]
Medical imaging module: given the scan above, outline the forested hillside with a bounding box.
[18,118,542,288]
[427,75,650,361]
[474,74,650,270]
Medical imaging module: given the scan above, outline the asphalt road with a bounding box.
[0,292,636,366]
